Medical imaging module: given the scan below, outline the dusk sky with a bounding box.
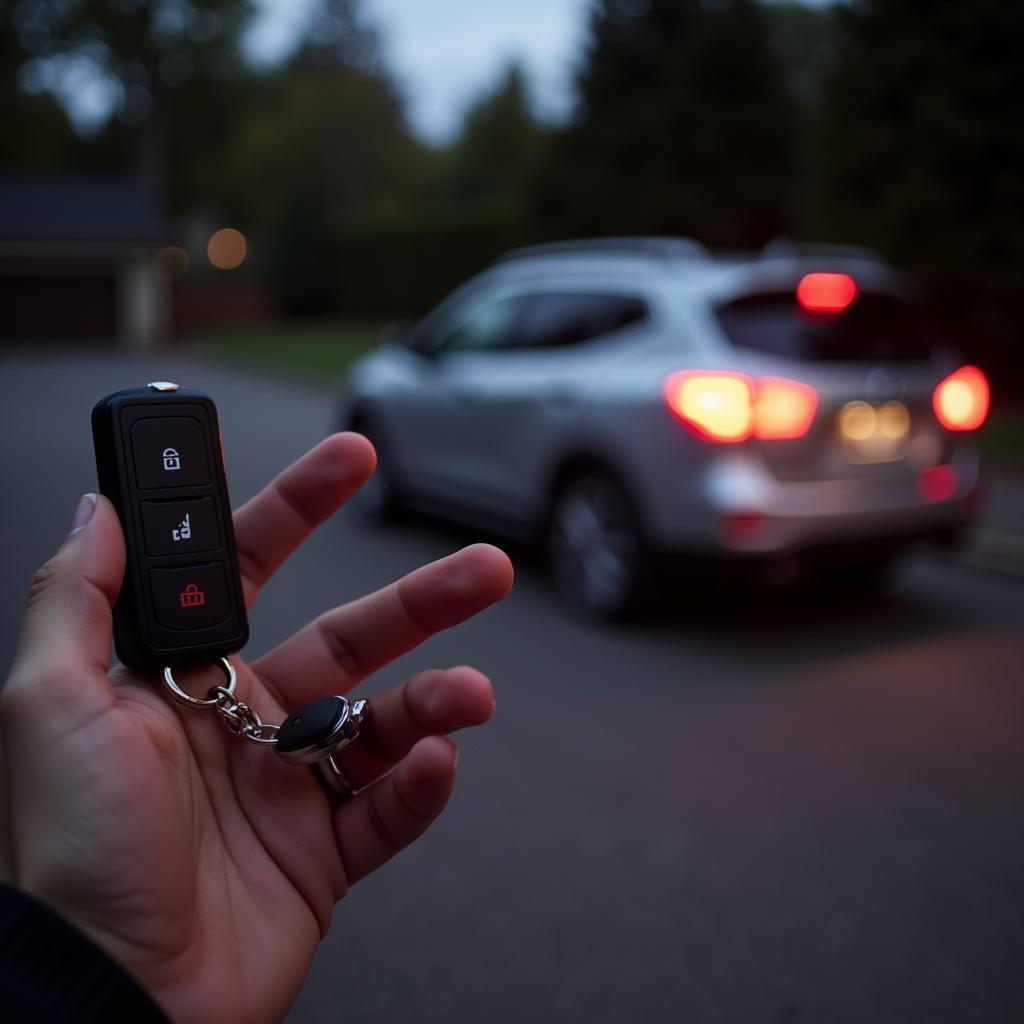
[46,0,828,141]
[249,0,594,143]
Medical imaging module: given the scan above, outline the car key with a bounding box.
[92,382,249,672]
[92,382,368,794]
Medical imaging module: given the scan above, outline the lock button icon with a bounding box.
[151,564,226,630]
[162,447,181,472]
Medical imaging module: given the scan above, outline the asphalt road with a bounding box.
[3,351,1023,1024]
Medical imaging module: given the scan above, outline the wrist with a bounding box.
[0,883,168,1022]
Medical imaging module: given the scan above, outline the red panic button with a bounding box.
[151,564,230,630]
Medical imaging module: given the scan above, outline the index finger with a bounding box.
[232,433,376,607]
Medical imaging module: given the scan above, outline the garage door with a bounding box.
[0,275,117,341]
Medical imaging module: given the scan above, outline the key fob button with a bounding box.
[131,416,211,490]
[150,563,231,630]
[140,497,221,556]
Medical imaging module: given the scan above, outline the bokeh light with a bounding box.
[933,366,989,431]
[839,400,876,441]
[152,245,189,282]
[207,228,247,270]
[878,401,911,440]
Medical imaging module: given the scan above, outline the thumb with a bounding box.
[9,494,126,709]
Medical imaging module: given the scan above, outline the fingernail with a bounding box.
[69,493,97,535]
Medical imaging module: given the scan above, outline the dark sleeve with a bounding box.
[0,884,169,1023]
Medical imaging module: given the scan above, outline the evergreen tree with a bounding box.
[4,0,255,197]
[822,0,1024,289]
[822,0,1024,389]
[224,0,425,311]
[445,63,546,206]
[539,0,797,247]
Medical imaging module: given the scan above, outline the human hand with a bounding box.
[0,434,513,1023]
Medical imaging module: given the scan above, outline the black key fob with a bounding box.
[91,383,249,671]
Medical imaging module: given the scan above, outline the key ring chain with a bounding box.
[162,658,369,800]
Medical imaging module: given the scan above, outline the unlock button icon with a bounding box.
[179,583,206,608]
[163,447,181,471]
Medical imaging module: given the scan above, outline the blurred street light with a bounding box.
[152,245,189,282]
[207,228,247,270]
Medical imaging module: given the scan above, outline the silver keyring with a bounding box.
[316,754,360,801]
[163,657,236,709]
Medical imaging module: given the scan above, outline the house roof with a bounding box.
[0,176,168,243]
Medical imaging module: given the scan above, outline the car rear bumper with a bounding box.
[646,448,980,556]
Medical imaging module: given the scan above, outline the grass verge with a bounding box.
[194,320,385,386]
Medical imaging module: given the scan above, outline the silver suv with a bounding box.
[339,238,988,617]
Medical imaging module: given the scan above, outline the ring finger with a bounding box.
[332,665,494,791]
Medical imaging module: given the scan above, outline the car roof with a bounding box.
[490,237,912,300]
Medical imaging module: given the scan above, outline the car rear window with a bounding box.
[715,291,936,362]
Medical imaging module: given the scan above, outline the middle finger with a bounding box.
[252,543,513,707]
[232,433,376,608]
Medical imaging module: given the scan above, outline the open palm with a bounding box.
[0,434,513,1023]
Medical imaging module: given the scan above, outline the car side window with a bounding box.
[434,295,525,354]
[515,292,648,349]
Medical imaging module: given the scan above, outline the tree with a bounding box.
[443,63,546,207]
[220,0,426,312]
[760,1,842,239]
[822,0,1024,389]
[538,0,797,248]
[822,0,1024,287]
[5,0,256,197]
[0,8,77,171]
[291,0,383,74]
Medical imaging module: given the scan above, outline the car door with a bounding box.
[384,287,529,504]
[432,288,651,522]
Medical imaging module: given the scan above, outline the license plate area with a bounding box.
[836,400,911,464]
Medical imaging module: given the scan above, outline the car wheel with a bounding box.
[547,471,652,620]
[349,417,402,521]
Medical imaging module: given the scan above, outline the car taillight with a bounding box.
[932,365,989,431]
[754,377,819,440]
[664,372,753,441]
[664,372,818,443]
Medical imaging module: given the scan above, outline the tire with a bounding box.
[546,470,654,620]
[349,416,402,522]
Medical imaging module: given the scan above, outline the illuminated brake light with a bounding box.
[933,365,989,431]
[665,372,818,442]
[753,377,819,440]
[797,272,857,312]
[664,372,753,442]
